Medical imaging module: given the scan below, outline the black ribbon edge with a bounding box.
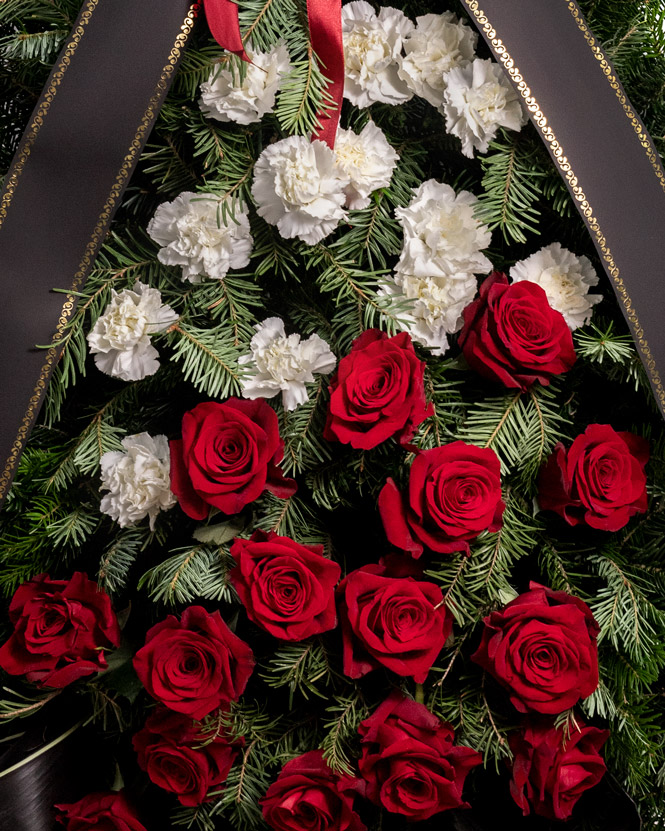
[464,0,665,418]
[0,0,201,503]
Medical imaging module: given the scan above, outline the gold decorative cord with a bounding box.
[462,0,665,413]
[0,3,200,500]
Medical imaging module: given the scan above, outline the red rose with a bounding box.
[0,572,120,688]
[538,424,648,531]
[338,562,452,682]
[378,441,504,557]
[133,605,254,719]
[55,790,145,831]
[261,750,365,831]
[133,707,237,806]
[170,399,297,520]
[471,582,599,714]
[230,530,340,640]
[358,691,482,821]
[509,718,609,820]
[324,329,433,450]
[458,272,576,390]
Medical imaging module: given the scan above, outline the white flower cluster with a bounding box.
[342,5,526,157]
[147,192,252,283]
[100,433,176,530]
[342,1,414,107]
[251,121,398,244]
[334,121,399,210]
[240,317,337,411]
[87,281,178,381]
[510,242,601,329]
[199,42,291,126]
[381,180,492,355]
[443,59,527,158]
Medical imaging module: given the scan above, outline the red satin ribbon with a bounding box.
[203,0,249,61]
[203,0,345,147]
[307,0,344,147]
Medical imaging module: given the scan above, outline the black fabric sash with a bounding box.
[0,0,198,505]
[465,0,665,417]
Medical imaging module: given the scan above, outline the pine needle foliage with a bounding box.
[3,0,665,828]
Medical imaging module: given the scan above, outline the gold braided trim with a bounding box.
[0,0,99,231]
[565,1,665,196]
[462,0,665,413]
[0,3,200,500]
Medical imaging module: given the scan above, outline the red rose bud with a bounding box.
[338,562,452,682]
[230,530,340,641]
[133,605,254,720]
[170,398,296,520]
[261,750,366,831]
[0,572,120,688]
[358,691,482,821]
[379,441,504,557]
[133,707,238,806]
[458,272,576,390]
[324,329,433,450]
[538,423,648,532]
[509,718,609,820]
[55,790,146,831]
[471,582,599,714]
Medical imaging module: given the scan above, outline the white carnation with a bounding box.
[147,191,253,283]
[395,179,492,278]
[510,242,602,330]
[100,433,176,530]
[240,317,336,411]
[379,270,478,356]
[398,13,477,109]
[334,121,399,210]
[342,1,414,107]
[87,281,178,382]
[199,42,291,125]
[251,135,349,245]
[442,58,527,158]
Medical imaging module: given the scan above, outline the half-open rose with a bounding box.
[324,329,432,449]
[458,272,576,390]
[230,530,340,640]
[379,441,504,557]
[471,583,599,714]
[0,572,120,688]
[338,562,452,681]
[538,423,648,531]
[358,691,482,821]
[170,398,296,520]
[509,718,609,819]
[133,605,254,719]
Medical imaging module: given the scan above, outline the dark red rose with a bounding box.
[55,790,145,831]
[338,562,452,682]
[458,272,576,390]
[133,605,254,720]
[324,329,433,450]
[0,572,120,688]
[471,582,599,714]
[358,691,482,821]
[170,399,297,520]
[509,718,609,820]
[379,441,504,557]
[261,750,365,831]
[230,530,340,641]
[133,707,237,806]
[538,424,648,531]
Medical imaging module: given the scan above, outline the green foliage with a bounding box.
[139,544,236,606]
[458,381,571,488]
[4,0,665,828]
